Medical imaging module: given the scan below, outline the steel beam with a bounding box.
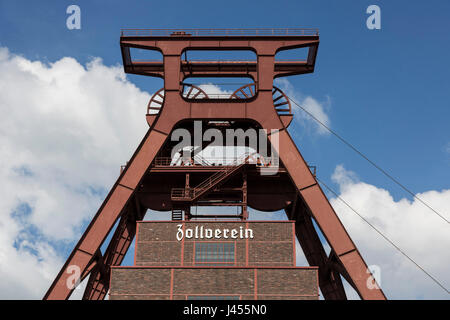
[43,128,167,300]
[45,29,386,300]
[82,198,145,300]
[286,201,346,299]
[272,129,386,300]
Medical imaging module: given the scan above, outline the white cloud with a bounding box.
[0,47,150,298]
[197,83,233,97]
[275,78,331,135]
[329,164,450,299]
[444,142,450,155]
[1,47,447,300]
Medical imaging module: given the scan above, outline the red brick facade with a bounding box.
[110,221,318,300]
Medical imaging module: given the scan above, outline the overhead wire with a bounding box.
[284,92,449,293]
[317,177,449,294]
[286,94,449,224]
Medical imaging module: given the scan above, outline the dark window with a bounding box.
[194,242,235,264]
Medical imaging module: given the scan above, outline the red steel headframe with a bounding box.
[43,28,386,300]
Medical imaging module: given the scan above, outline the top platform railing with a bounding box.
[120,28,319,37]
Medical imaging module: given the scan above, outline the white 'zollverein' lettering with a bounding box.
[176,224,253,241]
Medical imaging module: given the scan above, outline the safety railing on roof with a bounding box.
[121,28,319,37]
[153,155,275,167]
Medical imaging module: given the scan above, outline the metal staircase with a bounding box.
[171,153,253,202]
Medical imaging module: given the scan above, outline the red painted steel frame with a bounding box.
[43,28,386,300]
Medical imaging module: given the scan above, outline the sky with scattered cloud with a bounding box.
[0,48,148,299]
[0,1,449,300]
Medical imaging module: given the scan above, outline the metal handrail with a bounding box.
[133,59,307,63]
[171,152,257,200]
[121,28,319,37]
[193,168,230,194]
[154,154,273,167]
[171,188,192,199]
[190,152,255,194]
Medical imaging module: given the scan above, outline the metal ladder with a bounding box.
[171,209,183,220]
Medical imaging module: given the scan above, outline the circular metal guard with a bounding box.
[230,83,256,99]
[230,84,291,115]
[147,88,165,115]
[147,84,209,114]
[271,86,291,115]
[181,83,209,100]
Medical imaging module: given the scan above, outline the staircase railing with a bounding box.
[171,152,255,201]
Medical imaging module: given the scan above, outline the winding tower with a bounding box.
[44,28,386,300]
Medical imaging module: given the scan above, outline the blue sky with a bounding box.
[2,0,449,194]
[0,0,449,299]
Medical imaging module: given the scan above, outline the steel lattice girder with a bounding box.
[43,30,385,300]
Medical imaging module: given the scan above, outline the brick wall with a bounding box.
[109,220,319,300]
[110,267,318,300]
[135,221,295,267]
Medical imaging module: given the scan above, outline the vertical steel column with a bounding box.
[286,200,347,300]
[242,171,248,220]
